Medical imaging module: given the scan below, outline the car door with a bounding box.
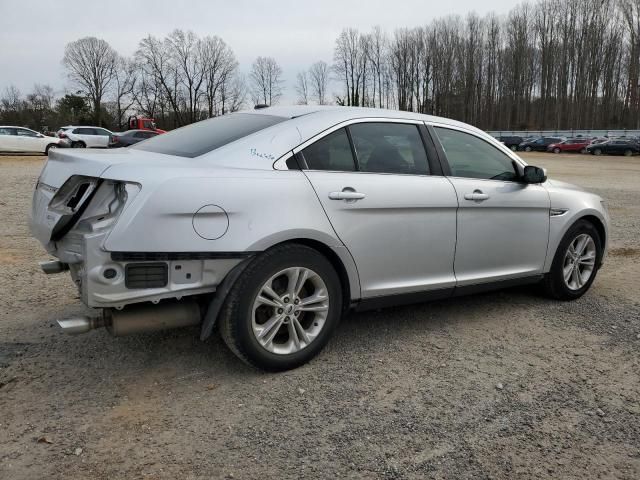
[15,128,44,152]
[430,125,550,286]
[0,127,18,152]
[298,120,459,299]
[94,128,112,147]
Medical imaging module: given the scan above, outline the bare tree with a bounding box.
[62,37,117,125]
[112,57,137,129]
[308,61,330,105]
[250,56,284,105]
[295,71,309,104]
[201,35,238,117]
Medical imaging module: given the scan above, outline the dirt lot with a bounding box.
[0,152,639,479]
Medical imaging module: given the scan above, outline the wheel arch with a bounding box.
[544,209,608,272]
[579,214,607,252]
[276,238,359,310]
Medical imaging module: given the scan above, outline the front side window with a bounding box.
[301,128,356,172]
[349,123,429,175]
[16,128,38,137]
[434,127,519,182]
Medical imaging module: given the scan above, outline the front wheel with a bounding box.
[45,143,57,155]
[71,141,86,148]
[525,146,532,152]
[543,220,602,300]
[593,148,602,156]
[624,149,633,156]
[580,148,588,154]
[218,244,343,371]
[553,147,561,154]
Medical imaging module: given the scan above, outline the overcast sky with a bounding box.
[0,0,519,103]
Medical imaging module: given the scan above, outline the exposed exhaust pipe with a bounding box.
[57,300,201,336]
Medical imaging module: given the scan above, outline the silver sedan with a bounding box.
[31,106,609,370]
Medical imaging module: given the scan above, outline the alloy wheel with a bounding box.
[562,233,596,291]
[251,267,329,355]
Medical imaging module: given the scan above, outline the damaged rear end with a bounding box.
[30,149,207,336]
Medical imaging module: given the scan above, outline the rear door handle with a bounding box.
[464,190,489,202]
[328,189,366,201]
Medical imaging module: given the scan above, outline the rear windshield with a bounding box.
[131,113,286,158]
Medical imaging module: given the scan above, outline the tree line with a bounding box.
[2,0,640,131]
[328,0,640,130]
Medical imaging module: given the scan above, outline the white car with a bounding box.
[0,126,63,154]
[58,126,113,148]
[31,106,609,371]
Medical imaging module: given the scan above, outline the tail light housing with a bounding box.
[59,132,67,139]
[49,176,100,215]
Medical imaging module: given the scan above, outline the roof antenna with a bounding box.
[254,104,269,110]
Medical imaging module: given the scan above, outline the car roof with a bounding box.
[242,105,489,141]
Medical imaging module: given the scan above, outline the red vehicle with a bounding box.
[547,138,591,154]
[127,116,166,133]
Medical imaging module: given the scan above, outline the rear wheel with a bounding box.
[624,149,633,156]
[218,244,343,371]
[510,145,517,151]
[553,147,561,154]
[593,148,602,156]
[543,220,602,300]
[45,143,57,155]
[580,148,587,154]
[525,146,532,152]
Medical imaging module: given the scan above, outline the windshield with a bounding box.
[131,113,287,158]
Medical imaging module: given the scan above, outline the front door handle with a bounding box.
[464,190,489,202]
[328,189,366,201]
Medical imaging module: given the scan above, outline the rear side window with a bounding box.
[75,128,95,135]
[349,123,429,175]
[132,113,286,158]
[434,127,519,182]
[301,128,356,172]
[0,127,16,136]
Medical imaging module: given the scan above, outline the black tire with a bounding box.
[593,148,602,156]
[45,143,57,155]
[510,145,517,151]
[542,219,603,300]
[553,147,561,154]
[580,148,587,154]
[525,146,532,152]
[71,141,86,148]
[624,149,633,156]
[218,244,343,371]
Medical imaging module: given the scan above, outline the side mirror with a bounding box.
[522,165,547,184]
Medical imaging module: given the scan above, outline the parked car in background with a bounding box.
[0,126,64,154]
[31,106,609,371]
[519,136,564,152]
[127,116,166,133]
[547,138,591,154]
[586,139,640,156]
[108,129,160,148]
[58,126,113,148]
[497,135,523,151]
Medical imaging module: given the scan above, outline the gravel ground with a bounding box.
[0,152,639,479]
